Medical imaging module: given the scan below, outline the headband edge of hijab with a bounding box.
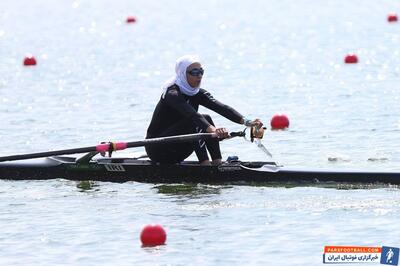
[162,55,201,97]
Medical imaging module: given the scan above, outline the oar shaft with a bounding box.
[0,132,220,162]
[0,146,98,162]
[126,133,216,148]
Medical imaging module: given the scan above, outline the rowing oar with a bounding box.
[0,131,245,162]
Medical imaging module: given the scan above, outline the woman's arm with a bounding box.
[200,89,263,128]
[240,118,264,128]
[199,89,243,123]
[164,86,211,131]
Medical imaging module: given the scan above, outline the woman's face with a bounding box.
[186,62,203,88]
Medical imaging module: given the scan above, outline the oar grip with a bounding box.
[229,131,246,137]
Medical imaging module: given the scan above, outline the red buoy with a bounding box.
[126,16,137,23]
[344,54,358,64]
[23,55,37,66]
[387,13,398,22]
[140,224,166,247]
[270,114,289,130]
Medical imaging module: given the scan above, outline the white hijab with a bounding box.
[162,55,201,98]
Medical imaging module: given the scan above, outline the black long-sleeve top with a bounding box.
[146,84,244,138]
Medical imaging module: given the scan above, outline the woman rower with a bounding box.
[145,55,263,165]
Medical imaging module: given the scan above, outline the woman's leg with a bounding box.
[192,125,211,164]
[199,114,222,164]
[146,116,220,164]
[145,142,193,164]
[145,119,198,164]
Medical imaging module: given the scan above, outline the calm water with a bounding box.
[1,0,400,265]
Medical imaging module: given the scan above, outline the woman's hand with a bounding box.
[243,118,264,128]
[207,125,229,139]
[214,127,229,139]
[251,118,263,129]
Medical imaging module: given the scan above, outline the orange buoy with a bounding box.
[387,13,398,22]
[140,224,166,247]
[23,55,37,66]
[126,16,137,23]
[270,114,289,130]
[344,54,358,64]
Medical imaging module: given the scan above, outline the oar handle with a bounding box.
[229,131,246,137]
